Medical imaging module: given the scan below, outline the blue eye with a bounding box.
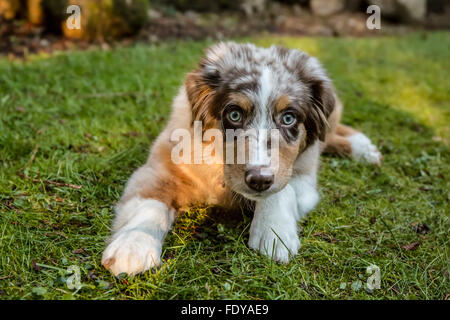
[228,109,242,123]
[281,113,296,126]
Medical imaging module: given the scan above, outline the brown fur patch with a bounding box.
[137,141,237,211]
[336,124,358,137]
[278,141,299,171]
[185,72,218,130]
[228,92,253,113]
[323,134,352,156]
[297,123,307,152]
[275,95,291,113]
[102,257,115,269]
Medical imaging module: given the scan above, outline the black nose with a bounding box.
[245,169,274,192]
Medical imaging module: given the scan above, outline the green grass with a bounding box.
[0,32,449,300]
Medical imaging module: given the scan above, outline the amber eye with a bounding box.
[227,107,243,124]
[281,112,296,126]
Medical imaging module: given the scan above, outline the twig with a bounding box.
[0,200,17,210]
[27,143,39,167]
[18,173,82,190]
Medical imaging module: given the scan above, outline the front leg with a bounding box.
[249,142,320,262]
[290,174,319,220]
[102,197,175,276]
[248,185,300,263]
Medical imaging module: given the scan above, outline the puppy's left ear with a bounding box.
[309,77,335,140]
[300,56,336,144]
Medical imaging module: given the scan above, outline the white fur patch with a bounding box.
[258,67,274,110]
[249,185,300,263]
[102,198,174,276]
[102,229,163,276]
[347,133,382,165]
[290,175,319,220]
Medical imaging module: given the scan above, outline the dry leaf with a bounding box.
[401,242,420,251]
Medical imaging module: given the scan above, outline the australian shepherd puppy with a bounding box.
[102,42,382,276]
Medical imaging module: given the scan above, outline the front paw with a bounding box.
[248,226,300,263]
[102,229,162,276]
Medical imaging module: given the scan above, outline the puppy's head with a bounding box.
[185,42,335,200]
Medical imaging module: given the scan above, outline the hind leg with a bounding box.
[325,124,382,165]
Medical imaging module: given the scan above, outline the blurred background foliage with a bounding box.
[0,0,449,58]
[1,0,152,39]
[1,0,449,40]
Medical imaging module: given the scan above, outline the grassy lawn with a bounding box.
[0,32,449,300]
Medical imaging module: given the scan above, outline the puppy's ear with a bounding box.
[185,70,218,130]
[307,78,335,141]
[299,56,336,144]
[185,43,230,130]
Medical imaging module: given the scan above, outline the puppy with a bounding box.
[102,42,382,276]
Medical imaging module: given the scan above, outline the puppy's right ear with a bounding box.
[185,43,231,130]
[185,69,219,130]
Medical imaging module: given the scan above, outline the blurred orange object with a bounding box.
[0,0,20,20]
[62,20,84,40]
[27,0,43,25]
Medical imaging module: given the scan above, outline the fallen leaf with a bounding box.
[401,242,420,251]
[212,268,220,274]
[31,259,41,272]
[72,248,86,254]
[410,222,430,234]
[312,231,339,243]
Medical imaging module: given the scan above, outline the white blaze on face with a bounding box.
[248,67,278,171]
[258,67,274,115]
